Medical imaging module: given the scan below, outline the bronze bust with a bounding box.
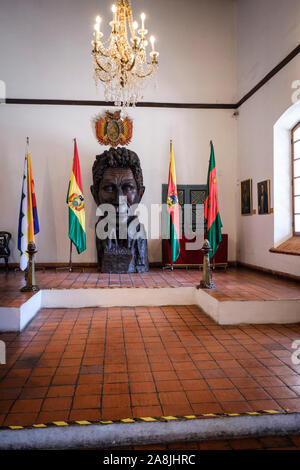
[90,147,149,273]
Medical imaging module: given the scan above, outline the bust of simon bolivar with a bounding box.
[90,146,149,273]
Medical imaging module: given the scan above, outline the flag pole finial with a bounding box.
[26,136,29,145]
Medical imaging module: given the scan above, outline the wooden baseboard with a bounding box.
[236,261,300,281]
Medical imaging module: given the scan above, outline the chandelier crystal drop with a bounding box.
[91,0,159,107]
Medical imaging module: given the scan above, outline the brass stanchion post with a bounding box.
[20,242,39,292]
[197,239,215,289]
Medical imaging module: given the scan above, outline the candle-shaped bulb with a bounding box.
[94,23,100,33]
[133,21,138,31]
[112,4,117,21]
[96,15,101,24]
[150,35,155,51]
[141,12,145,29]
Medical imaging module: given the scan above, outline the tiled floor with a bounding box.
[112,434,300,450]
[0,267,300,307]
[0,305,300,427]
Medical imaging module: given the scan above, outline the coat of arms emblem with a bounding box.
[95,110,133,147]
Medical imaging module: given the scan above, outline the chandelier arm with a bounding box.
[96,45,115,59]
[94,55,118,75]
[135,64,157,78]
[125,55,136,72]
[96,71,117,83]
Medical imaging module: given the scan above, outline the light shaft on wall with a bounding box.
[91,0,159,107]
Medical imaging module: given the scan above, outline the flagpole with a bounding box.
[69,240,73,272]
[163,139,176,271]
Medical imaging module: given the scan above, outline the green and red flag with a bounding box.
[204,141,222,258]
[66,139,86,254]
[167,140,180,263]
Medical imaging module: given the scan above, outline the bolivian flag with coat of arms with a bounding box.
[67,139,86,254]
[167,140,180,262]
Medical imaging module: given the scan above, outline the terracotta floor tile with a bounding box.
[0,388,22,400]
[45,385,74,398]
[175,370,202,380]
[104,372,128,383]
[213,389,245,402]
[155,381,183,392]
[240,388,272,400]
[3,413,38,427]
[186,390,216,403]
[206,378,234,389]
[162,404,194,416]
[100,407,132,420]
[158,392,189,405]
[264,387,298,399]
[199,440,231,450]
[248,399,282,411]
[104,364,127,373]
[30,367,56,377]
[0,378,28,388]
[37,410,69,423]
[260,436,294,449]
[102,383,128,395]
[220,401,253,413]
[131,393,160,406]
[78,374,103,384]
[129,382,156,394]
[221,368,249,378]
[55,366,80,376]
[152,371,178,381]
[102,394,131,408]
[19,387,48,399]
[229,377,259,388]
[41,397,72,411]
[276,398,300,412]
[191,403,223,414]
[72,395,101,409]
[180,379,208,391]
[52,375,78,386]
[69,409,100,422]
[127,363,151,372]
[230,438,263,450]
[280,376,300,387]
[132,406,163,418]
[127,372,153,382]
[150,362,174,372]
[7,369,32,379]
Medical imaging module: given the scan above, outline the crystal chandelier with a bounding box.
[91,0,159,107]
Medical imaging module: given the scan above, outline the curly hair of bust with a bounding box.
[91,147,144,200]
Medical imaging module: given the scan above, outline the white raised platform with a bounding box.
[1,287,300,332]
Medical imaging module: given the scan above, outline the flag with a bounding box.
[166,140,180,263]
[204,141,222,258]
[18,140,40,270]
[67,139,86,254]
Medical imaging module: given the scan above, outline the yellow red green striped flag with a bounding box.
[66,139,86,254]
[166,140,180,263]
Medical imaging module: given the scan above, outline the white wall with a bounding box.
[0,0,238,266]
[236,0,300,277]
[0,0,237,103]
[237,0,300,99]
[0,105,237,264]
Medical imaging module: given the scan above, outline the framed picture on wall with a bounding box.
[241,179,252,215]
[257,179,271,214]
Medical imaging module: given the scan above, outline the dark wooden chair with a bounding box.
[0,231,11,272]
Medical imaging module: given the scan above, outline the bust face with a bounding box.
[98,167,144,208]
